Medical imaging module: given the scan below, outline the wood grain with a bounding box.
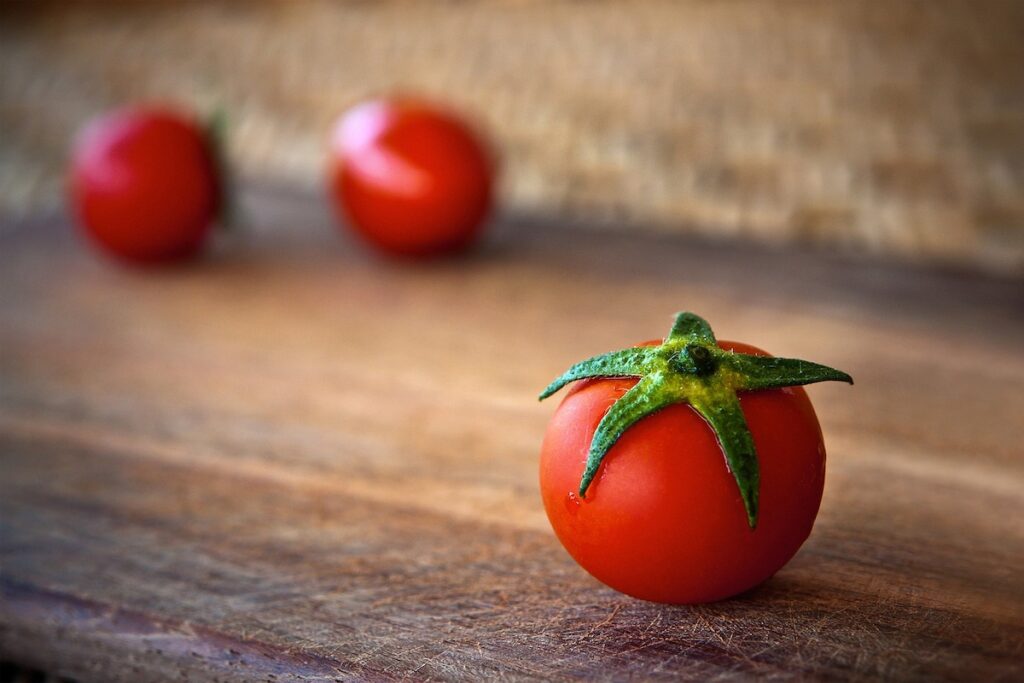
[2,0,1023,273]
[1,185,1023,681]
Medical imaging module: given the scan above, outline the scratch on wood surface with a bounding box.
[692,607,730,649]
[577,603,624,643]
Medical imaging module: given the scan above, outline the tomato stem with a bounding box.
[539,312,852,528]
[205,108,236,231]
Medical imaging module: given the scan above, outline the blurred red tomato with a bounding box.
[329,99,495,258]
[69,107,221,264]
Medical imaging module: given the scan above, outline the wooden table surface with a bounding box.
[2,186,1023,682]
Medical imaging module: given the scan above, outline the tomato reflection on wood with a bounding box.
[328,99,495,258]
[69,107,224,264]
[538,312,852,604]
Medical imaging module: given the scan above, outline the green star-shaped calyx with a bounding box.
[539,312,853,528]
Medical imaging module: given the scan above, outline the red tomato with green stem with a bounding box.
[539,313,852,604]
[328,99,495,258]
[69,106,223,264]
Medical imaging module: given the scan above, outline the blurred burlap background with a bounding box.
[2,1,1022,273]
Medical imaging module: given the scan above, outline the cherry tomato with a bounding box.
[540,340,827,604]
[328,99,494,258]
[69,107,221,264]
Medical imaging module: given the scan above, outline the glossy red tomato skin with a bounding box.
[70,107,220,264]
[329,99,494,258]
[540,340,826,604]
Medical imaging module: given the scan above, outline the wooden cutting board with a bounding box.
[1,185,1022,681]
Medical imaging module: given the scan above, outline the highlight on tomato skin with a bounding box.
[327,98,496,259]
[69,106,222,265]
[537,314,852,605]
